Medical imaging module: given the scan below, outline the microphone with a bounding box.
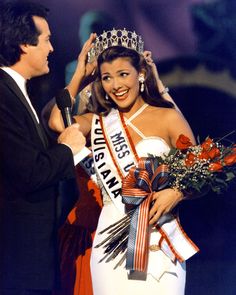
[55,88,91,164]
[55,88,73,127]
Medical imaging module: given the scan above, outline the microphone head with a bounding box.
[55,88,72,110]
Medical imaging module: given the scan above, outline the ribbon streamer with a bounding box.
[122,157,199,273]
[122,157,169,272]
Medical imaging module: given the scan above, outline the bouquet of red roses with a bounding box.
[161,133,236,195]
[95,133,236,270]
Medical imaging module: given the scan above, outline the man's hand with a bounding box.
[57,123,86,155]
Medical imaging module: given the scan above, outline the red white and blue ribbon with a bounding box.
[122,157,199,273]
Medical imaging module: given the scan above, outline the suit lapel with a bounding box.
[0,69,48,148]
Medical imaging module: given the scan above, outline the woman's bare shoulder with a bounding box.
[147,105,180,120]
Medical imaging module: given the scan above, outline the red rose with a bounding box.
[201,137,214,151]
[176,134,193,150]
[209,162,223,172]
[224,153,236,166]
[200,137,221,160]
[198,150,210,160]
[208,147,221,159]
[185,152,196,167]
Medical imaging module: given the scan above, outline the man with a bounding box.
[0,1,86,294]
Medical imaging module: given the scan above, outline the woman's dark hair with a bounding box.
[90,46,174,115]
[0,1,49,66]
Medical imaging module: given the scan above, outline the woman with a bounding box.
[49,30,197,295]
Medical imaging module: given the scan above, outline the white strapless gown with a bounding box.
[90,138,186,295]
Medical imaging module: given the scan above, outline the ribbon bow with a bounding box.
[122,157,169,273]
[122,157,199,274]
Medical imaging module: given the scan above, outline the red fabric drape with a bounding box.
[55,165,102,295]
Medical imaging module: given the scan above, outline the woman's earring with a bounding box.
[105,94,109,100]
[138,74,145,92]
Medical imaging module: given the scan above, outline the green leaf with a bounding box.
[215,177,228,187]
[225,172,236,182]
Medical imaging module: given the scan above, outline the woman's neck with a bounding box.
[119,97,146,120]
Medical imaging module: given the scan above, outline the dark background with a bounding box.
[30,0,236,294]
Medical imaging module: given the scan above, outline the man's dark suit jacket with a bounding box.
[0,69,76,290]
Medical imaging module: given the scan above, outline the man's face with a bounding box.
[24,16,53,78]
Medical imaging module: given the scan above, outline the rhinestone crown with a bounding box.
[88,28,144,62]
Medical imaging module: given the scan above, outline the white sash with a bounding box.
[91,109,138,212]
[79,155,97,184]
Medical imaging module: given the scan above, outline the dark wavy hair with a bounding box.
[90,46,174,115]
[0,1,49,66]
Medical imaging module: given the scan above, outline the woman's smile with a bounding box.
[112,89,129,100]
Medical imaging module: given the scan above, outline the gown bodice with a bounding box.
[135,136,170,158]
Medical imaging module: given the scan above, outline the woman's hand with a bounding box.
[143,50,166,93]
[76,33,97,81]
[149,188,183,225]
[143,50,182,112]
[67,33,97,97]
[143,50,159,81]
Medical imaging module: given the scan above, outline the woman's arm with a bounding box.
[48,34,97,135]
[156,79,181,113]
[166,108,196,147]
[149,109,195,225]
[49,105,93,137]
[143,51,181,112]
[66,33,97,98]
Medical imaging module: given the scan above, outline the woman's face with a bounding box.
[100,57,143,110]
